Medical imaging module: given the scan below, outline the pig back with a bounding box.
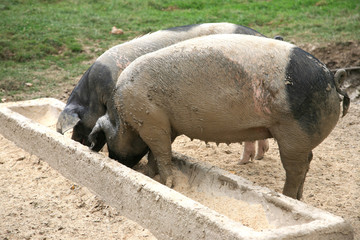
[97,22,264,80]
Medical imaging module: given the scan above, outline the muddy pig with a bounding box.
[89,34,349,200]
[56,22,265,147]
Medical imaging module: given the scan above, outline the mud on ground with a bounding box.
[1,42,359,239]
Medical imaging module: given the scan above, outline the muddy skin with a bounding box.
[56,22,266,147]
[89,34,347,200]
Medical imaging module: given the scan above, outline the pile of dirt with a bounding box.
[302,41,360,100]
[305,41,360,69]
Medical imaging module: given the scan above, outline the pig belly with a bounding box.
[167,107,274,143]
[176,126,272,144]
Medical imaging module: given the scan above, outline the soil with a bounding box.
[1,42,359,239]
[0,136,156,240]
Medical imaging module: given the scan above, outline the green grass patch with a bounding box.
[0,0,359,100]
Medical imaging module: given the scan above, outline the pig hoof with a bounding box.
[239,154,254,165]
[238,159,251,165]
[255,155,264,160]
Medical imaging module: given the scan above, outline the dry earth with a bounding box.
[1,42,359,239]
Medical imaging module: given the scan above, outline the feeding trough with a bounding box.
[0,98,354,239]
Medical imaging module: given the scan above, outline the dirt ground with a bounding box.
[1,42,359,239]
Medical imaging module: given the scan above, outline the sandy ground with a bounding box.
[0,134,157,240]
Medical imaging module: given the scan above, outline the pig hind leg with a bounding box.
[296,151,313,199]
[271,125,314,200]
[279,148,313,200]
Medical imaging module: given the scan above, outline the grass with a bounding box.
[0,0,359,101]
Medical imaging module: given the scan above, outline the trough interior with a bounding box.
[9,103,317,231]
[9,104,62,128]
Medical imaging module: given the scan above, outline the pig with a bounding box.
[56,22,265,147]
[88,34,349,200]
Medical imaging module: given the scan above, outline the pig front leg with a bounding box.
[144,133,173,187]
[138,111,174,188]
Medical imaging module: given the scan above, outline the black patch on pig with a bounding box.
[166,24,201,32]
[285,47,334,135]
[166,23,264,36]
[233,25,265,36]
[109,148,149,168]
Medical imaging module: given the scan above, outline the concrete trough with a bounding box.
[0,98,354,240]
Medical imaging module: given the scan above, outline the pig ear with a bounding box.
[56,109,80,134]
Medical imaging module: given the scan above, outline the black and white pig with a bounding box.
[89,34,349,200]
[56,22,265,146]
